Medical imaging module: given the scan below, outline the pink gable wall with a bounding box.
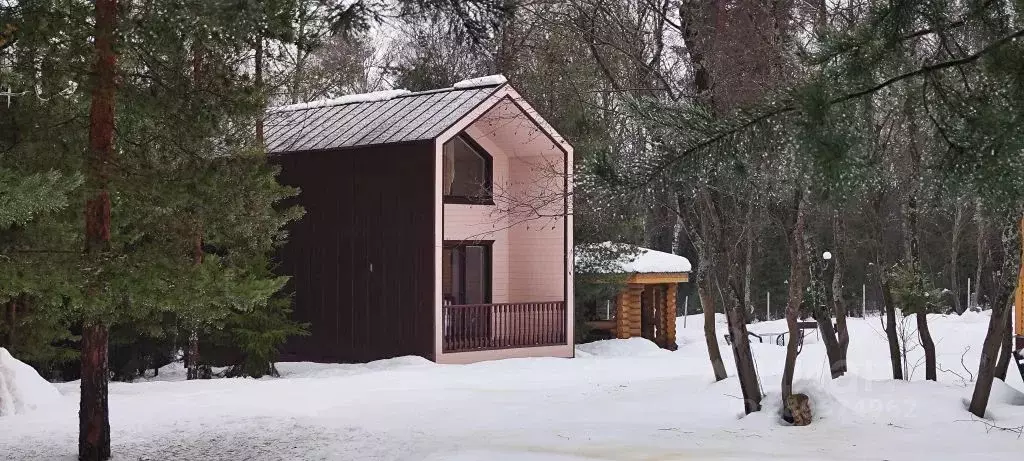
[443,125,566,304]
[433,88,574,363]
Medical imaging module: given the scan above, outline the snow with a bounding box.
[576,242,692,274]
[2,313,1024,460]
[619,247,691,273]
[575,337,668,357]
[266,75,505,113]
[452,74,508,89]
[0,348,60,417]
[269,89,411,112]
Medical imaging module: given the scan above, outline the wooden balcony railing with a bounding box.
[442,301,567,353]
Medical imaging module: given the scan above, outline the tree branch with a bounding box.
[635,27,1024,188]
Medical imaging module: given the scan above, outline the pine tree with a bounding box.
[3,1,303,458]
[591,0,1022,417]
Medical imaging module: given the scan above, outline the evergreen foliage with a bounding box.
[888,262,949,316]
[0,0,305,386]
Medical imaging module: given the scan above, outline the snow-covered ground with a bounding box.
[2,312,1024,460]
[0,348,61,417]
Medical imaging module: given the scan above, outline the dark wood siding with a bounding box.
[274,141,436,362]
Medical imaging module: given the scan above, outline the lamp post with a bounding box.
[814,251,833,322]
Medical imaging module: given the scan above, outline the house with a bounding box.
[264,76,573,364]
[576,243,690,349]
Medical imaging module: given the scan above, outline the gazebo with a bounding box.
[578,244,691,350]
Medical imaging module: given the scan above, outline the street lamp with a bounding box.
[823,251,833,261]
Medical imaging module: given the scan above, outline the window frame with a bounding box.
[442,240,493,305]
[442,133,494,205]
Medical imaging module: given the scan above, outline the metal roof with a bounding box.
[264,84,504,153]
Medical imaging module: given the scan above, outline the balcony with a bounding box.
[442,301,567,353]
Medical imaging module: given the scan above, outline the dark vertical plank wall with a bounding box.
[274,141,436,362]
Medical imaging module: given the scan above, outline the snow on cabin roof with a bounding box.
[264,75,508,154]
[576,242,692,274]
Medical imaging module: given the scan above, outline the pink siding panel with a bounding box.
[506,156,565,303]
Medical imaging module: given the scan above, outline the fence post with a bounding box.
[683,296,688,328]
[862,283,866,317]
[967,277,972,310]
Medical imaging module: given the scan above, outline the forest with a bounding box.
[1,0,1023,460]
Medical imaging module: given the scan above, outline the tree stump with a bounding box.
[785,393,812,426]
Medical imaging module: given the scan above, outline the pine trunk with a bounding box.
[782,191,807,400]
[81,0,117,459]
[186,331,200,380]
[971,217,1024,417]
[903,96,936,380]
[832,214,849,373]
[782,308,799,399]
[881,278,903,380]
[699,282,728,381]
[917,313,937,381]
[905,197,936,380]
[723,280,761,414]
[186,228,208,380]
[950,203,965,313]
[743,201,754,320]
[995,303,1012,381]
[815,312,844,379]
[79,324,110,461]
[975,205,987,309]
[970,290,1011,417]
[700,189,759,412]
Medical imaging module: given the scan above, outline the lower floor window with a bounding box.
[442,242,492,305]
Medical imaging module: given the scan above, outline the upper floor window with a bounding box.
[443,134,492,204]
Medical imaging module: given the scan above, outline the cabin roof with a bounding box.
[576,242,692,275]
[264,76,508,154]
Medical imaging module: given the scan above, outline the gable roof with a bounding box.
[264,78,507,154]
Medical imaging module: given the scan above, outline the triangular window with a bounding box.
[443,134,493,204]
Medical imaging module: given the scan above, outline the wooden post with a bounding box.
[629,284,643,338]
[666,284,678,350]
[615,290,630,339]
[652,287,662,346]
[641,285,655,340]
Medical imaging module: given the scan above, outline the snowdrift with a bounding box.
[575,338,668,357]
[740,379,860,428]
[0,348,60,416]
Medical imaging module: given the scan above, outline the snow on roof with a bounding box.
[267,75,508,113]
[576,242,691,274]
[264,75,511,153]
[269,89,412,113]
[453,75,508,89]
